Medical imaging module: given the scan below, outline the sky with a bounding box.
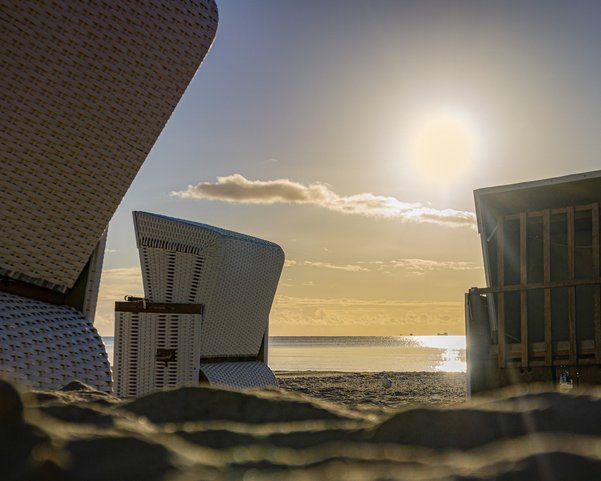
[96,0,601,336]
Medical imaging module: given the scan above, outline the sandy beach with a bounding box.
[5,371,601,480]
[277,371,467,410]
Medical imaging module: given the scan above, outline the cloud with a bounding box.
[302,261,368,272]
[92,266,467,336]
[284,258,481,275]
[270,295,465,335]
[171,174,476,228]
[273,296,463,309]
[390,259,482,276]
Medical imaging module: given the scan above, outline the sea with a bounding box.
[102,335,466,373]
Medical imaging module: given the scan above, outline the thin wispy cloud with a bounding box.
[391,259,481,275]
[94,265,473,336]
[270,295,465,335]
[303,261,368,272]
[274,296,464,309]
[171,174,476,228]
[285,258,481,275]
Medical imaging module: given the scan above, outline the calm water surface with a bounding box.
[103,336,466,373]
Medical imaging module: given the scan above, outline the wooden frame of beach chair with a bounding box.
[114,302,204,398]
[466,170,601,393]
[113,212,284,397]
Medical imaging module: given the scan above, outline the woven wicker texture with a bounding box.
[134,212,285,358]
[114,311,202,398]
[113,212,283,395]
[199,361,278,388]
[81,231,107,323]
[0,292,111,391]
[1,0,218,292]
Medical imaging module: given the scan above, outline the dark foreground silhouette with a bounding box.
[3,377,601,480]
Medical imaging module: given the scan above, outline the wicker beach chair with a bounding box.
[0,291,112,391]
[113,212,285,397]
[0,1,218,391]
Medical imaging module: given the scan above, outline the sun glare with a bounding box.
[407,110,477,186]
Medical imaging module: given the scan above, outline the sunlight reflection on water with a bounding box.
[268,336,466,373]
[436,348,466,372]
[102,336,467,373]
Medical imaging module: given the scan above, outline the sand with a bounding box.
[3,372,601,480]
[277,371,467,411]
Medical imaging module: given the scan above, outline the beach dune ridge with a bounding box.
[3,375,601,480]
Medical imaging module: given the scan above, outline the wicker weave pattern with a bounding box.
[113,212,282,395]
[0,292,111,391]
[1,0,218,292]
[114,311,202,398]
[199,361,278,388]
[134,212,285,358]
[81,231,107,323]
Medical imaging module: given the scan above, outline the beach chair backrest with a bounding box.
[133,212,285,359]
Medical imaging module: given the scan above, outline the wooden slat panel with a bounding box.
[567,206,577,363]
[521,205,592,217]
[509,211,557,220]
[593,203,601,362]
[543,209,552,366]
[520,212,528,367]
[521,291,528,367]
[595,288,601,363]
[520,358,600,368]
[543,289,552,366]
[477,277,601,294]
[520,212,528,286]
[568,206,575,278]
[527,210,546,218]
[114,302,204,315]
[569,288,577,363]
[498,294,505,368]
[505,340,597,356]
[507,208,592,219]
[497,215,505,368]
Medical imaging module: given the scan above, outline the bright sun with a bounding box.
[407,111,476,186]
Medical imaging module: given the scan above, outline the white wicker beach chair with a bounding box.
[0,1,218,391]
[0,292,112,391]
[113,212,285,397]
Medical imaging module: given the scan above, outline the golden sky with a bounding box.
[95,1,601,336]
